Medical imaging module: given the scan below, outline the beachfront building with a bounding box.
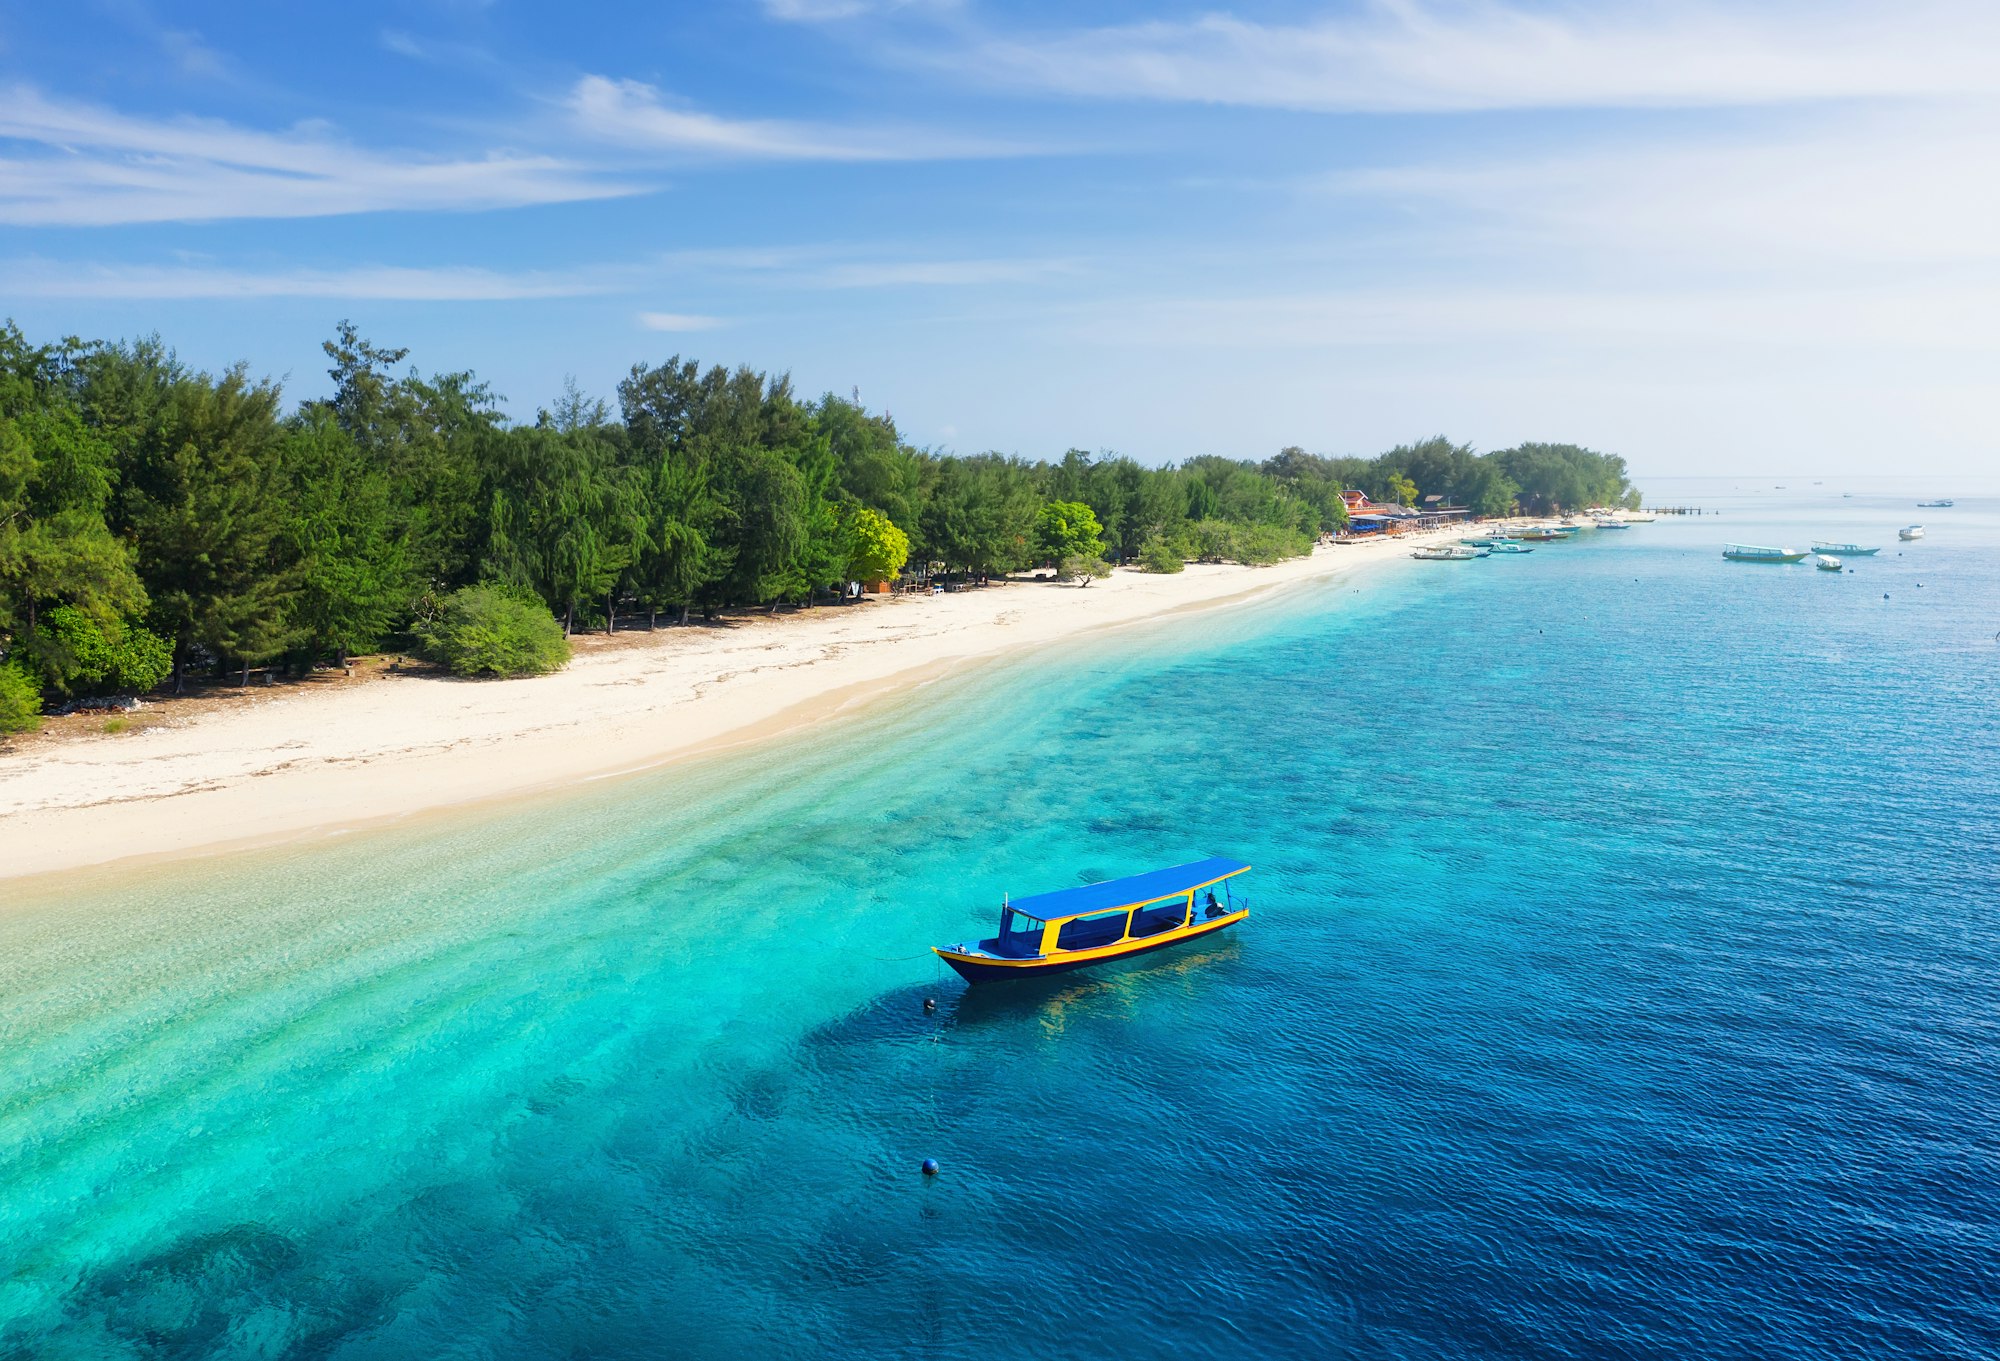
[1339,489,1472,538]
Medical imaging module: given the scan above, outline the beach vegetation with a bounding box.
[22,605,172,697]
[1137,535,1186,573]
[0,318,1642,709]
[843,504,911,585]
[0,659,40,733]
[1035,501,1107,568]
[1060,553,1113,584]
[416,584,571,678]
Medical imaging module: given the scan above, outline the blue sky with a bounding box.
[4,1,1997,476]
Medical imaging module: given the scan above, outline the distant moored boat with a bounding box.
[1812,541,1880,556]
[1900,525,1925,540]
[1917,499,1954,508]
[1723,543,1810,562]
[1816,555,1844,571]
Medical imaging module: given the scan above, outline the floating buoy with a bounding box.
[921,1158,940,1177]
[922,997,936,1013]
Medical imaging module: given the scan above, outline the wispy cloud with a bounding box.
[3,259,618,300]
[1065,282,2000,352]
[637,311,723,331]
[0,86,636,226]
[1325,103,2000,269]
[0,246,1076,303]
[762,0,958,21]
[565,75,1027,161]
[815,258,1078,287]
[650,244,1080,290]
[934,1,2000,113]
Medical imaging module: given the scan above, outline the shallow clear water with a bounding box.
[4,489,1998,1359]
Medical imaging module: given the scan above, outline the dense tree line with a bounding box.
[0,321,1638,730]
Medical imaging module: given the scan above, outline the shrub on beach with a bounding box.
[417,585,571,678]
[0,660,42,734]
[1187,519,1310,566]
[26,606,173,697]
[1137,535,1186,574]
[1059,553,1113,585]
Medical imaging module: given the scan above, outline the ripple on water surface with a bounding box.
[3,503,1999,1359]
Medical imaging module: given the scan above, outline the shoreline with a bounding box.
[0,534,1451,886]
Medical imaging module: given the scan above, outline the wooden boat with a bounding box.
[1487,541,1535,553]
[1812,542,1880,556]
[1917,499,1954,508]
[1518,528,1564,542]
[1900,525,1925,540]
[934,857,1251,984]
[1816,555,1844,571]
[1413,544,1483,560]
[1723,543,1809,562]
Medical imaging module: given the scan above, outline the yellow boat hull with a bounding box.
[934,908,1249,984]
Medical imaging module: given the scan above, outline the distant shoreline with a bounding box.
[0,532,1467,885]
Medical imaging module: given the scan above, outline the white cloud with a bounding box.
[3,260,616,300]
[565,75,1025,161]
[816,258,1078,287]
[1063,281,2000,353]
[0,86,636,226]
[1331,105,2000,269]
[762,0,957,20]
[637,311,723,331]
[942,1,2000,113]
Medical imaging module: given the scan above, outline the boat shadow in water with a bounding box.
[805,936,1246,1052]
[943,935,1246,1031]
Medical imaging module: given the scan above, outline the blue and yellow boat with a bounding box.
[934,857,1251,984]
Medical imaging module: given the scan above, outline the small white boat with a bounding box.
[1816,555,1843,571]
[1412,544,1483,560]
[1917,499,1954,508]
[1723,543,1810,563]
[1900,525,1925,540]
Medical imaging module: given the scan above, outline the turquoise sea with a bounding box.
[4,484,1997,1359]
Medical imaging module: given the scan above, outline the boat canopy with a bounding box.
[1003,857,1251,924]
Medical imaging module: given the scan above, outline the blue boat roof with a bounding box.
[1005,857,1251,922]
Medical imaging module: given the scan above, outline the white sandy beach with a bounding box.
[0,535,1447,883]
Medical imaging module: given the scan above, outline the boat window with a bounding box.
[1056,911,1130,952]
[994,910,1046,957]
[1129,898,1189,938]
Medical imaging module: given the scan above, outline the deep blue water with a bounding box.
[3,488,1998,1359]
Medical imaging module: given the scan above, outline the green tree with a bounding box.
[88,343,296,689]
[1034,500,1107,566]
[283,414,412,664]
[0,325,144,687]
[1138,534,1185,573]
[484,423,643,634]
[0,659,38,733]
[843,504,911,584]
[316,322,499,589]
